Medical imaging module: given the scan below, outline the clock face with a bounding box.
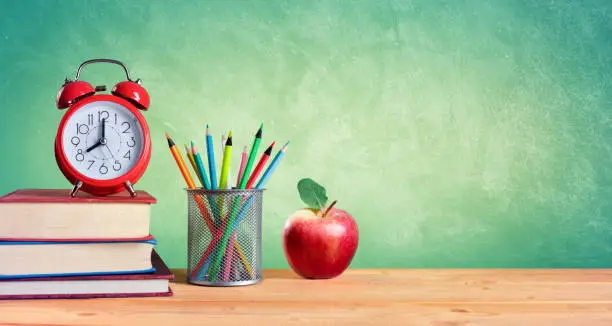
[61,101,144,180]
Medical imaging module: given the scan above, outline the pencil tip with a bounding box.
[256,124,263,138]
[166,134,175,147]
[264,142,274,154]
[244,145,247,152]
[228,131,232,138]
[284,141,290,148]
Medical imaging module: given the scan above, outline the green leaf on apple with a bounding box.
[297,178,328,211]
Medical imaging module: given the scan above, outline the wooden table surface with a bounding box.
[2,269,612,325]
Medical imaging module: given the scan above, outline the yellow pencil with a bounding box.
[185,144,202,186]
[218,131,233,189]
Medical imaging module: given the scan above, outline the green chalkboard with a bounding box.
[0,0,611,268]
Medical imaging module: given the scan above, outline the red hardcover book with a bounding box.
[0,250,173,299]
[0,189,157,203]
[0,189,156,241]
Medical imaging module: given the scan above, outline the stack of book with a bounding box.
[0,189,173,299]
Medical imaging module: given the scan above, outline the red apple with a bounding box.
[282,201,359,279]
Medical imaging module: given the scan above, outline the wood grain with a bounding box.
[2,269,612,326]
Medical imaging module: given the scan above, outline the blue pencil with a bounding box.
[254,141,289,189]
[206,125,218,189]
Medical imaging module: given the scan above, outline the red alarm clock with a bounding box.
[54,59,151,197]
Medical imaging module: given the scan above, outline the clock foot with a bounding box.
[125,180,137,197]
[70,181,83,197]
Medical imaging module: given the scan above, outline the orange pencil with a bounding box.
[245,141,275,189]
[166,133,197,189]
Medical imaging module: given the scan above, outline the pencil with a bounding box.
[185,144,201,186]
[166,134,212,231]
[192,142,211,190]
[238,124,262,189]
[166,133,196,189]
[255,141,289,189]
[219,131,233,189]
[206,125,218,189]
[245,141,275,189]
[221,235,236,282]
[236,145,248,188]
[220,133,232,189]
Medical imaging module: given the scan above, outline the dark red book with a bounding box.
[0,250,173,299]
[0,189,155,241]
[0,189,157,204]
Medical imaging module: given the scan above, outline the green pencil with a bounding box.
[238,124,262,189]
[218,131,233,189]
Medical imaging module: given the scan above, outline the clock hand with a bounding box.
[101,118,106,139]
[86,140,102,152]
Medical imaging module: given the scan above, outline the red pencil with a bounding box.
[245,141,275,189]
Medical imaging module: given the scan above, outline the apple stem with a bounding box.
[322,200,338,218]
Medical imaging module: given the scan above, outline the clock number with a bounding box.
[114,113,118,124]
[88,114,94,126]
[99,163,108,175]
[70,136,80,147]
[98,110,109,123]
[87,160,95,170]
[122,121,131,134]
[113,160,122,171]
[77,123,89,135]
[123,150,132,160]
[127,136,136,147]
[75,149,84,162]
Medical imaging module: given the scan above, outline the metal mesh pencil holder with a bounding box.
[186,188,263,286]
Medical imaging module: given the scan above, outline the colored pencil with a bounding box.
[166,133,196,189]
[223,145,247,281]
[221,235,236,282]
[236,145,248,188]
[220,133,232,189]
[219,131,233,189]
[246,141,275,189]
[167,134,216,231]
[206,125,218,189]
[255,141,289,189]
[192,142,211,190]
[184,144,201,185]
[238,124,262,189]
